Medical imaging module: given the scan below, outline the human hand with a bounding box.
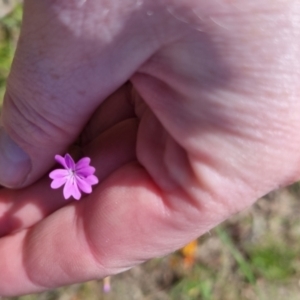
[1,0,300,296]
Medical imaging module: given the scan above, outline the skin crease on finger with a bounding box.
[1,0,300,296]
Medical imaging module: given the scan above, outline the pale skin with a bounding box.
[0,0,300,296]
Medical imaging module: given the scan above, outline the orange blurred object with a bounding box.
[180,240,198,268]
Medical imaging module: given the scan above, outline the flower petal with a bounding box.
[55,155,68,169]
[76,157,91,169]
[49,169,69,179]
[76,166,95,177]
[76,176,92,194]
[72,183,81,200]
[63,177,81,200]
[63,178,73,199]
[65,153,75,170]
[51,177,67,189]
[85,175,99,186]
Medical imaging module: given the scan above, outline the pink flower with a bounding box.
[49,153,98,200]
[103,277,111,293]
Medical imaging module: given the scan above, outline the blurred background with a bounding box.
[1,2,300,300]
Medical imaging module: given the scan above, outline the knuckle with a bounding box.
[2,90,68,148]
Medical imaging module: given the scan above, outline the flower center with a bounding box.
[68,169,76,177]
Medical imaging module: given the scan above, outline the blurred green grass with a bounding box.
[249,242,297,281]
[2,5,300,300]
[0,3,22,99]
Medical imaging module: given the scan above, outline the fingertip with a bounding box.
[0,128,31,188]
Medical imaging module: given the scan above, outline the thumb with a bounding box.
[0,0,160,188]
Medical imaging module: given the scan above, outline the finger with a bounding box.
[79,82,135,146]
[0,163,209,296]
[0,156,259,297]
[0,0,160,188]
[0,118,138,237]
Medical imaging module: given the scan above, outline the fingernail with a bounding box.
[0,128,31,187]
